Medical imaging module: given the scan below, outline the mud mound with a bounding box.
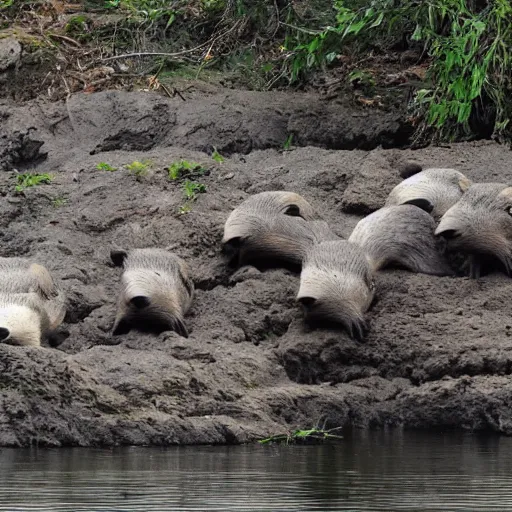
[0,90,512,446]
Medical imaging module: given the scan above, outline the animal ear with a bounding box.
[298,296,316,307]
[399,161,422,179]
[177,261,194,296]
[110,249,128,267]
[402,198,434,214]
[458,176,472,192]
[284,204,304,219]
[498,187,512,200]
[29,263,59,300]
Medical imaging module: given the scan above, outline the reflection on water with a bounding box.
[0,430,511,511]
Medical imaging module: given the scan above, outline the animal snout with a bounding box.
[435,228,461,240]
[0,327,10,341]
[130,296,151,309]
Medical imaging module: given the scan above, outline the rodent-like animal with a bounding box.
[297,240,375,340]
[0,292,66,347]
[0,258,66,347]
[0,257,61,298]
[348,205,454,275]
[386,166,472,219]
[222,191,337,270]
[111,248,194,338]
[435,183,512,278]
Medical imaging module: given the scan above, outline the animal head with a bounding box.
[435,183,512,276]
[386,168,472,219]
[297,241,375,340]
[348,205,454,276]
[0,293,48,347]
[222,191,328,269]
[111,248,193,338]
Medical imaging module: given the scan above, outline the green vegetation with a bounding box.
[183,179,207,200]
[167,159,207,181]
[126,160,151,180]
[285,0,512,142]
[51,197,68,208]
[283,134,294,151]
[14,173,53,193]
[259,427,343,445]
[96,162,117,172]
[4,0,512,142]
[211,147,224,163]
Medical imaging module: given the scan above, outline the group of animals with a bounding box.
[1,161,511,346]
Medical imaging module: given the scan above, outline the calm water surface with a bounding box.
[0,430,511,511]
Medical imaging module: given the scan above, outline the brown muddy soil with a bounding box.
[0,88,512,447]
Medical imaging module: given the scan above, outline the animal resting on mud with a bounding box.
[2,162,511,346]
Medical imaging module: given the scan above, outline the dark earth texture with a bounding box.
[1,88,512,447]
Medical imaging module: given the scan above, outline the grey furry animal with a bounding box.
[348,205,454,275]
[222,191,337,269]
[111,248,194,338]
[0,257,60,298]
[435,183,512,278]
[297,240,375,340]
[386,166,472,219]
[0,292,66,347]
[0,258,67,347]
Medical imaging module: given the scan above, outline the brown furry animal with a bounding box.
[348,205,454,275]
[111,248,194,338]
[222,191,337,269]
[297,240,375,340]
[435,183,512,278]
[386,166,472,219]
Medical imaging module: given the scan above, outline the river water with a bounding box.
[0,430,510,511]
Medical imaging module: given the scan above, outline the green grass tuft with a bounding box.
[15,173,53,193]
[259,427,343,445]
[96,162,117,172]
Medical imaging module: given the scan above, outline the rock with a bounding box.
[0,37,21,71]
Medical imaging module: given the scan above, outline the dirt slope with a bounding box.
[0,88,512,446]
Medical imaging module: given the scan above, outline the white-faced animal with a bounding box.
[386,166,472,219]
[297,240,375,340]
[348,205,454,276]
[0,292,66,347]
[435,183,512,278]
[222,191,337,270]
[111,248,194,338]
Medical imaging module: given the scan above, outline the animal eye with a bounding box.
[284,204,304,219]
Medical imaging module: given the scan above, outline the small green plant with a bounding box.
[52,197,68,208]
[14,173,53,193]
[211,147,224,163]
[348,69,376,96]
[183,180,207,200]
[283,133,294,151]
[178,179,207,214]
[167,160,206,181]
[259,427,343,445]
[126,160,151,180]
[96,162,117,172]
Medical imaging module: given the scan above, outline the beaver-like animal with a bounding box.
[297,240,375,340]
[0,292,66,347]
[0,257,60,299]
[223,191,337,270]
[348,205,454,276]
[111,248,194,338]
[386,166,472,219]
[435,183,512,278]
